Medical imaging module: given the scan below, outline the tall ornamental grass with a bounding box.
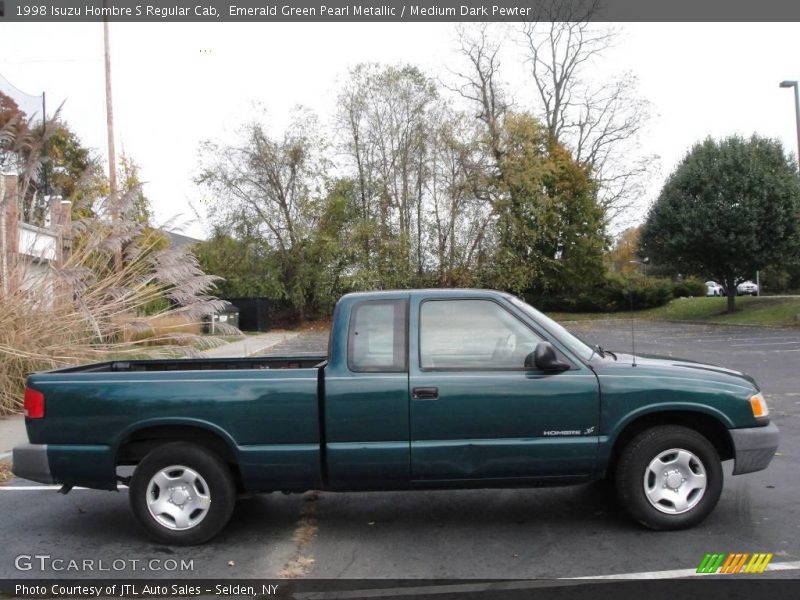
[0,118,236,415]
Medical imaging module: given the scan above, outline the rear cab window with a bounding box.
[347,299,408,372]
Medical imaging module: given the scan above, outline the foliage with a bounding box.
[491,113,606,297]
[535,271,673,313]
[555,296,800,329]
[337,63,439,286]
[0,92,31,171]
[0,211,226,414]
[672,277,706,298]
[119,152,152,224]
[0,116,227,415]
[198,99,609,317]
[641,135,800,313]
[606,226,643,273]
[41,121,108,216]
[196,109,330,319]
[194,227,282,299]
[758,261,800,294]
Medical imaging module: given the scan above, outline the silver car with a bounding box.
[737,281,759,296]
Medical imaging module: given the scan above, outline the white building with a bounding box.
[0,173,71,297]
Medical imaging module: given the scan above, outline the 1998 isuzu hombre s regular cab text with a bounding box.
[13,289,779,545]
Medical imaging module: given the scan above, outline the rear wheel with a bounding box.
[615,425,722,530]
[129,442,236,545]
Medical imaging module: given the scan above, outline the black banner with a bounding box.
[2,0,800,23]
[1,579,800,600]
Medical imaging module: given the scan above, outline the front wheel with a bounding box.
[129,442,236,545]
[615,425,723,530]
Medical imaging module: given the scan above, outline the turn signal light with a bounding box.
[24,388,44,419]
[750,393,769,419]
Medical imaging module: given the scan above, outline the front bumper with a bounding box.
[12,444,54,484]
[730,422,780,475]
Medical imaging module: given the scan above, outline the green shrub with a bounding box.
[672,277,706,298]
[529,272,673,312]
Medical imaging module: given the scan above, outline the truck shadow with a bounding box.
[304,482,633,534]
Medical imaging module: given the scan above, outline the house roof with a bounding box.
[161,230,202,248]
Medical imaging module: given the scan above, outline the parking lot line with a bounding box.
[293,561,800,599]
[0,485,128,491]
[0,452,11,460]
[730,341,800,347]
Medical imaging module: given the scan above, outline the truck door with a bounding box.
[408,294,600,482]
[324,296,411,489]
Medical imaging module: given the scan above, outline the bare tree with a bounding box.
[450,24,508,167]
[197,108,330,318]
[442,23,514,269]
[337,64,437,279]
[197,108,327,254]
[519,2,653,226]
[427,106,493,285]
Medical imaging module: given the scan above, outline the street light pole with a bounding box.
[779,80,800,169]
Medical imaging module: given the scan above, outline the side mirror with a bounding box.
[525,342,571,372]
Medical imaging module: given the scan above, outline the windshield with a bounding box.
[507,296,596,362]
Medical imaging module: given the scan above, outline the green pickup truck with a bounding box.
[13,289,778,545]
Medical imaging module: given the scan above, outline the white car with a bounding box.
[737,281,759,296]
[705,281,724,296]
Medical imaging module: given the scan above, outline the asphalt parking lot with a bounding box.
[0,320,797,581]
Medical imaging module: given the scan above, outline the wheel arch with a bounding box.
[115,420,242,487]
[606,410,734,477]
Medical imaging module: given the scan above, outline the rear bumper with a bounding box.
[12,444,54,484]
[730,422,779,475]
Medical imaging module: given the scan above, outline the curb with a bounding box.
[559,317,799,330]
[655,319,800,330]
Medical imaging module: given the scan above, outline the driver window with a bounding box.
[420,299,542,370]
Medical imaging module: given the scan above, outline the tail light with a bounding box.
[24,388,45,419]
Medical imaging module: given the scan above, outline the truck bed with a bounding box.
[49,355,328,374]
[25,354,329,491]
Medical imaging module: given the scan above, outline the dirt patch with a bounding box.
[278,490,320,578]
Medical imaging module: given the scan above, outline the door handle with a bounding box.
[412,386,439,400]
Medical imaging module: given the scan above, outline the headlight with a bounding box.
[750,393,769,418]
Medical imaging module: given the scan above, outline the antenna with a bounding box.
[630,290,637,367]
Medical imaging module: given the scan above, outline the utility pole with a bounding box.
[103,2,121,272]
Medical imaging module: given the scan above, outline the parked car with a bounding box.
[737,281,759,296]
[13,289,778,545]
[705,281,724,296]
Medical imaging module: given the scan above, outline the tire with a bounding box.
[615,425,723,530]
[129,442,236,545]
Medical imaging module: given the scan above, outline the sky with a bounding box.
[1,21,800,239]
